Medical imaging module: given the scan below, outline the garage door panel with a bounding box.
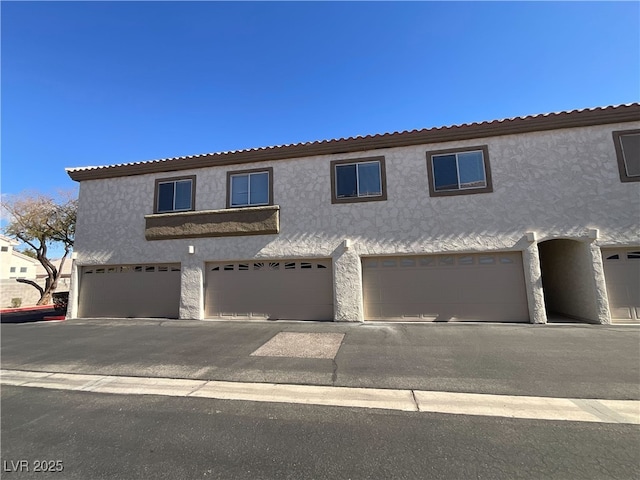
[606,284,629,305]
[363,253,529,322]
[79,265,180,318]
[457,303,529,322]
[609,306,633,320]
[462,282,527,304]
[603,248,640,322]
[205,259,333,321]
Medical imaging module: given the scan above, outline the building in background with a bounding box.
[0,234,40,307]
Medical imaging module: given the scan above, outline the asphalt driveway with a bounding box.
[2,318,639,400]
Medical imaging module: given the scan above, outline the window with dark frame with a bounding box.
[230,171,269,207]
[331,157,387,204]
[154,176,195,213]
[226,168,273,208]
[613,129,640,182]
[426,145,493,197]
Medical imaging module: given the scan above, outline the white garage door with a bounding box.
[78,264,181,318]
[205,259,333,321]
[602,249,640,323]
[363,252,529,322]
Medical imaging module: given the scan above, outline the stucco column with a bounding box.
[589,243,612,325]
[179,257,204,320]
[522,242,547,324]
[65,260,80,319]
[332,243,364,322]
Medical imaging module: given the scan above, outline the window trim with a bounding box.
[226,167,274,208]
[612,129,640,183]
[153,175,196,214]
[426,145,493,197]
[330,156,387,204]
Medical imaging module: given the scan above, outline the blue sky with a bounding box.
[2,0,639,201]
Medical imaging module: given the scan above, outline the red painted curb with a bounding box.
[43,316,66,321]
[1,305,55,314]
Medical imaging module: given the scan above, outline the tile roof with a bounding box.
[66,103,640,181]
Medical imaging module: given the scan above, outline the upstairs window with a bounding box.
[1,246,8,252]
[426,145,493,197]
[613,129,640,182]
[331,157,387,204]
[154,176,195,213]
[227,168,273,207]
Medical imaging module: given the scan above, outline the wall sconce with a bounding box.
[588,229,599,240]
[342,239,352,250]
[188,245,195,254]
[525,232,537,242]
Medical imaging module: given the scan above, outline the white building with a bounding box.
[0,234,38,281]
[65,104,640,324]
[0,234,41,307]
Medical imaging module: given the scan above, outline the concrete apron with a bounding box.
[2,369,638,425]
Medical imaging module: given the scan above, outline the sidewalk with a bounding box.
[3,368,638,425]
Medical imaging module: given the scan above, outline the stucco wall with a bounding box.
[74,121,640,265]
[71,121,640,320]
[538,240,603,322]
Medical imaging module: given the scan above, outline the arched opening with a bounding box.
[538,239,599,323]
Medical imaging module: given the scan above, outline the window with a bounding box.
[154,176,196,213]
[20,267,27,273]
[612,129,640,182]
[227,168,273,208]
[479,255,496,265]
[330,157,387,204]
[1,246,8,252]
[426,145,493,197]
[10,267,16,273]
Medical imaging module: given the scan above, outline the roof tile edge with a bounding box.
[66,103,640,181]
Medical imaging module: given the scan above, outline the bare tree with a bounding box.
[3,192,77,305]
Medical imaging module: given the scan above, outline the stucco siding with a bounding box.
[539,240,602,322]
[70,121,640,321]
[75,122,640,266]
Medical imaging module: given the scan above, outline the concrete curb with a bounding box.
[1,304,55,314]
[2,369,638,425]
